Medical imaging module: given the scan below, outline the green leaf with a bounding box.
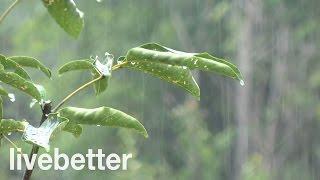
[0,86,16,118]
[0,71,42,101]
[0,86,9,97]
[8,56,52,78]
[58,59,94,74]
[58,59,110,95]
[125,43,243,82]
[43,0,84,38]
[0,54,31,80]
[92,71,109,95]
[58,107,148,138]
[0,119,28,134]
[0,97,2,119]
[61,121,83,138]
[34,84,47,100]
[120,57,200,98]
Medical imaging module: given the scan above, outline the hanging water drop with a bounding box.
[240,80,245,86]
[8,93,15,102]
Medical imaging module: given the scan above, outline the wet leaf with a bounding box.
[34,84,47,100]
[0,119,28,134]
[92,71,109,95]
[0,86,9,97]
[58,59,94,74]
[0,97,2,119]
[58,106,148,138]
[119,57,200,98]
[125,43,243,82]
[8,56,52,78]
[0,71,42,101]
[43,0,84,38]
[61,121,83,138]
[0,54,31,80]
[58,59,110,95]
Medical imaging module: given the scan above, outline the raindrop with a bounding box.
[194,59,198,65]
[8,93,15,102]
[240,80,245,86]
[97,125,101,127]
[131,62,136,65]
[182,66,187,69]
[7,133,12,136]
[29,99,38,108]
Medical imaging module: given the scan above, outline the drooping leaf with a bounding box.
[0,54,31,80]
[0,71,42,101]
[125,43,243,82]
[34,84,47,100]
[8,56,52,78]
[61,121,83,138]
[58,59,94,74]
[43,0,84,38]
[0,86,8,97]
[58,107,148,138]
[92,54,113,95]
[92,71,109,95]
[58,59,111,95]
[119,57,200,98]
[0,119,28,134]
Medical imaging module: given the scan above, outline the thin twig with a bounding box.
[0,0,21,25]
[52,61,128,112]
[52,75,103,112]
[3,135,24,154]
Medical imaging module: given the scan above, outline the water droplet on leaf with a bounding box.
[240,80,245,86]
[8,93,15,102]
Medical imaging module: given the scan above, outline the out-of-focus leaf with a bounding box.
[0,97,2,119]
[119,57,200,98]
[0,71,42,101]
[8,56,52,78]
[0,54,31,80]
[43,0,84,38]
[58,107,148,138]
[0,119,28,134]
[0,86,8,97]
[0,86,15,103]
[34,84,47,100]
[125,43,243,83]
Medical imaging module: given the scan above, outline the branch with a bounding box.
[52,75,103,112]
[23,102,52,180]
[52,61,127,112]
[0,0,21,25]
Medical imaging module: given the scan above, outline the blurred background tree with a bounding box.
[0,0,319,179]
